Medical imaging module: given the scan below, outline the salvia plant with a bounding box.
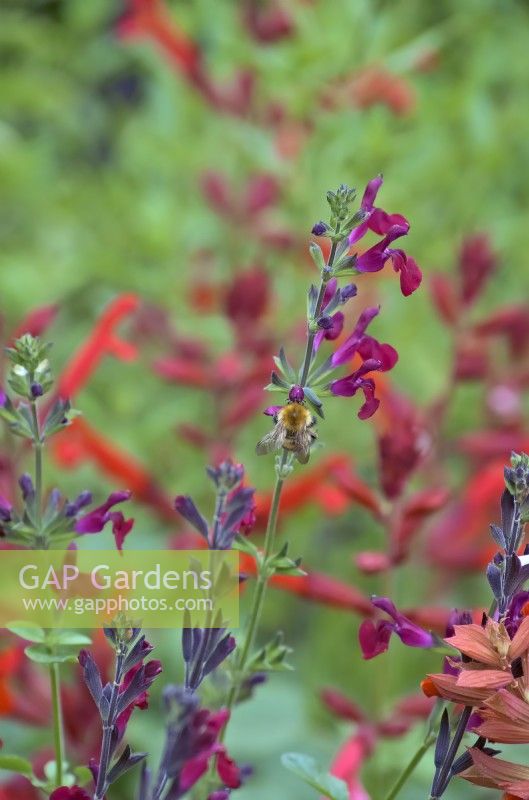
[0,176,423,800]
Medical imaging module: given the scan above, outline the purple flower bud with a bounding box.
[244,672,267,689]
[340,283,357,302]
[206,459,245,491]
[0,390,6,407]
[202,634,236,678]
[0,495,12,523]
[311,221,328,236]
[30,382,43,398]
[65,490,93,517]
[288,385,305,403]
[19,473,35,501]
[174,496,209,541]
[317,315,334,330]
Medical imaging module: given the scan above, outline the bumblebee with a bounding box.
[256,401,317,464]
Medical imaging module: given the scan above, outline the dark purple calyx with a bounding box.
[288,385,305,403]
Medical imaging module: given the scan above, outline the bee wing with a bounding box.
[293,429,316,464]
[255,423,286,456]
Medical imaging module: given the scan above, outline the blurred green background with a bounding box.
[2,0,529,797]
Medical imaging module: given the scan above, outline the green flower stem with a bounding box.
[94,647,125,800]
[33,400,66,787]
[299,240,338,387]
[30,399,45,549]
[382,732,436,800]
[223,449,288,717]
[49,662,65,787]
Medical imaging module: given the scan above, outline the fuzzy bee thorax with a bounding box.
[277,402,313,432]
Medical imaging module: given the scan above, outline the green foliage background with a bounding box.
[2,0,529,797]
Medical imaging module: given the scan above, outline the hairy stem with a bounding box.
[299,241,337,386]
[224,449,288,714]
[31,400,46,549]
[383,732,435,800]
[94,648,125,800]
[49,663,65,787]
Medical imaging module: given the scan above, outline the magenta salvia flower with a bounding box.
[331,306,397,369]
[347,175,422,297]
[50,788,91,800]
[331,359,382,419]
[356,226,422,297]
[328,306,398,418]
[115,657,163,739]
[143,687,242,798]
[358,596,435,659]
[74,490,134,552]
[0,389,6,407]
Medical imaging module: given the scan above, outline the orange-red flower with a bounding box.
[461,748,529,798]
[57,294,139,398]
[51,417,174,521]
[426,617,529,708]
[117,0,201,77]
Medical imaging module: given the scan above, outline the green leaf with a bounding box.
[270,371,290,390]
[6,620,46,643]
[273,346,297,383]
[303,386,325,418]
[0,755,33,775]
[233,533,260,559]
[281,753,349,800]
[53,631,92,646]
[74,765,93,786]
[25,645,78,665]
[309,241,326,272]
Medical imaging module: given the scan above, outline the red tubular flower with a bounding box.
[58,294,139,398]
[0,647,20,715]
[254,455,376,526]
[426,458,507,570]
[117,0,202,78]
[223,265,271,328]
[388,487,450,566]
[0,777,39,800]
[329,732,374,800]
[348,66,416,116]
[241,0,294,43]
[269,571,374,615]
[237,550,373,614]
[459,233,497,306]
[320,688,367,723]
[51,418,174,521]
[373,387,430,499]
[154,357,211,388]
[9,304,59,342]
[429,273,460,326]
